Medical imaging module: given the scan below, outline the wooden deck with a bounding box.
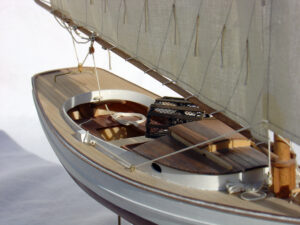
[33,67,300,222]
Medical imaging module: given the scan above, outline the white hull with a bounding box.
[33,90,299,225]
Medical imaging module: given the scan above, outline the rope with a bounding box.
[194,14,200,57]
[221,24,226,68]
[108,50,112,70]
[144,0,149,32]
[91,44,102,102]
[104,0,108,13]
[111,112,146,127]
[277,134,294,152]
[71,37,80,65]
[267,131,273,186]
[123,0,127,24]
[89,41,110,112]
[244,39,250,85]
[133,121,262,169]
[53,15,89,44]
[172,3,177,45]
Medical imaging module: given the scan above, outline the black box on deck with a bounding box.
[145,97,206,138]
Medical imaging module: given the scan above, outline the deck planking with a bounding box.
[33,67,300,220]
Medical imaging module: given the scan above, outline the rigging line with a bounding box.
[81,50,90,67]
[54,15,92,69]
[133,121,264,169]
[91,45,102,100]
[221,1,256,113]
[73,27,90,41]
[175,0,203,83]
[53,15,69,30]
[68,29,90,44]
[56,16,90,44]
[91,42,110,112]
[197,0,234,94]
[155,2,175,72]
[71,37,80,65]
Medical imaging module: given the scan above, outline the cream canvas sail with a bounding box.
[50,0,300,145]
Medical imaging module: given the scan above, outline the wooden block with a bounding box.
[169,119,247,149]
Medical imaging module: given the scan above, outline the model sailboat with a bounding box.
[33,0,300,224]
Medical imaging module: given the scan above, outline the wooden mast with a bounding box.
[272,134,296,198]
[34,0,252,139]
